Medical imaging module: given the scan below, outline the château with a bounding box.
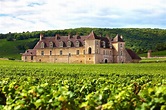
[22,31,141,64]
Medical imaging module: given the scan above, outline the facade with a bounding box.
[22,31,141,64]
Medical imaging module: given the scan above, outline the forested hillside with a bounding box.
[0,28,166,59]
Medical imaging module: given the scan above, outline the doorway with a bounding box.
[104,59,108,63]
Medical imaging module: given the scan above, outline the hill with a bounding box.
[0,38,38,59]
[0,28,166,59]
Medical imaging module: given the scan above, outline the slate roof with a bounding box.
[113,34,124,42]
[33,31,113,49]
[87,31,100,40]
[22,49,36,56]
[126,49,141,60]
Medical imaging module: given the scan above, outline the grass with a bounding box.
[140,57,166,63]
[0,59,165,75]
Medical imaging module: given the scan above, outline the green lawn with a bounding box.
[140,57,166,63]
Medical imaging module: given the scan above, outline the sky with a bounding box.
[0,0,166,34]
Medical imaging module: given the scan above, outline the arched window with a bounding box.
[88,47,92,54]
[75,41,80,47]
[49,42,53,48]
[41,42,45,48]
[59,41,63,47]
[67,41,71,47]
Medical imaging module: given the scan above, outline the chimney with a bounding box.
[40,34,44,41]
[55,34,60,40]
[68,34,72,39]
[147,50,152,58]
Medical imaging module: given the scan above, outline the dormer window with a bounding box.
[41,42,45,48]
[102,41,106,48]
[76,35,81,39]
[110,43,112,48]
[67,41,71,47]
[83,40,85,46]
[49,42,53,48]
[75,41,80,47]
[59,41,63,47]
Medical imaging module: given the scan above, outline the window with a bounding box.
[83,50,85,54]
[60,50,62,55]
[110,51,112,55]
[50,51,52,55]
[96,41,99,45]
[83,40,85,46]
[120,51,123,56]
[103,50,105,55]
[68,53,71,57]
[96,49,99,54]
[41,42,45,48]
[67,41,71,47]
[88,47,92,54]
[41,51,44,55]
[25,56,27,60]
[103,41,106,48]
[49,42,53,48]
[76,50,79,55]
[31,56,33,60]
[59,41,63,47]
[120,44,123,48]
[75,41,80,47]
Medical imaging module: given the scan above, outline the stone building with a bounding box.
[21,31,141,64]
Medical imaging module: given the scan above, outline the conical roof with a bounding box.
[87,31,99,39]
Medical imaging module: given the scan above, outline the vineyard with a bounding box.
[0,60,166,110]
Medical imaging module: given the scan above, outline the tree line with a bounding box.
[0,28,166,54]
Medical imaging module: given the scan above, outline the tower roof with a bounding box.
[87,31,99,40]
[113,34,124,42]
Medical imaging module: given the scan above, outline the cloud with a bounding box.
[0,0,166,33]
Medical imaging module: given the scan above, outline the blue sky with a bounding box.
[0,0,166,33]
